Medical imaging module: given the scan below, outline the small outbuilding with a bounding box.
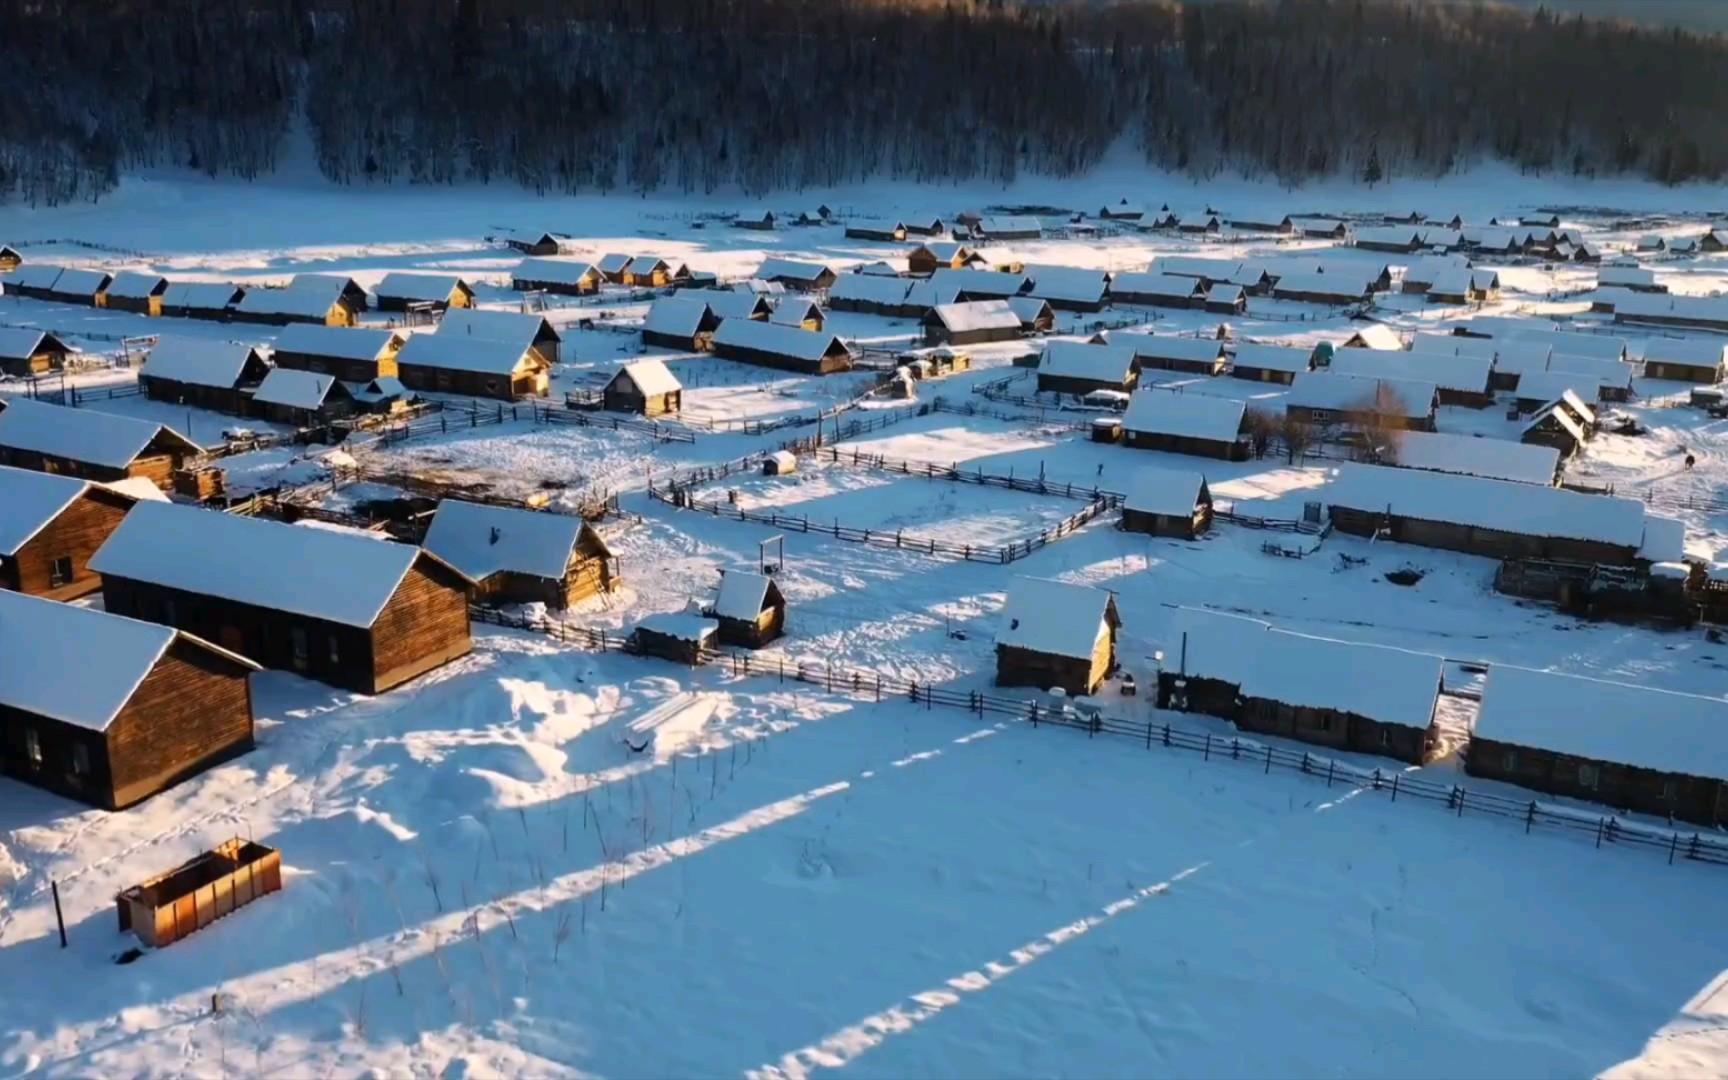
[632,612,720,666]
[422,499,617,610]
[101,271,169,316]
[249,368,356,427]
[1204,283,1247,315]
[604,358,683,416]
[642,297,722,351]
[1121,468,1213,539]
[0,244,19,270]
[994,577,1120,696]
[0,327,72,377]
[708,570,786,648]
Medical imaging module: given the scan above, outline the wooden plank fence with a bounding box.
[810,445,1124,505]
[534,404,697,443]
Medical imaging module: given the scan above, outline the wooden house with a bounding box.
[1036,340,1138,396]
[845,219,907,242]
[827,274,921,317]
[994,577,1119,696]
[1005,296,1056,334]
[710,319,852,375]
[595,253,634,284]
[503,229,569,256]
[0,327,72,377]
[752,257,836,291]
[930,267,1032,302]
[906,242,975,276]
[3,263,65,301]
[641,297,721,351]
[512,257,602,296]
[160,281,245,320]
[1105,332,1226,377]
[1520,401,1590,460]
[1098,200,1146,221]
[422,499,617,611]
[139,336,270,414]
[1155,607,1267,719]
[769,298,826,331]
[632,612,719,665]
[732,211,777,231]
[623,257,678,288]
[350,376,411,415]
[0,465,142,600]
[1284,372,1438,432]
[0,397,200,489]
[439,308,563,366]
[1107,271,1204,309]
[1467,665,1728,827]
[1174,212,1222,234]
[923,300,1022,347]
[1597,265,1663,293]
[1204,284,1247,315]
[233,275,360,327]
[975,216,1042,241]
[708,571,786,648]
[374,272,474,312]
[603,359,682,416]
[1228,213,1294,235]
[902,214,944,236]
[0,590,259,811]
[101,271,169,316]
[1702,225,1728,253]
[1121,468,1212,539]
[271,324,403,382]
[1290,217,1349,240]
[1229,343,1312,386]
[1270,270,1373,306]
[91,502,474,695]
[1351,226,1426,254]
[395,333,549,400]
[1025,265,1110,313]
[1326,463,1647,565]
[47,267,112,306]
[249,368,356,427]
[1642,338,1726,384]
[1383,430,1561,487]
[0,244,19,270]
[1121,390,1249,460]
[1330,347,1493,408]
[705,288,777,320]
[1341,325,1403,350]
[1614,292,1728,333]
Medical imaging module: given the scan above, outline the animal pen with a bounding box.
[115,840,282,947]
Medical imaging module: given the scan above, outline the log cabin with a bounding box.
[1121,468,1213,540]
[1520,400,1591,460]
[1228,343,1313,385]
[0,244,19,270]
[0,589,260,811]
[1642,338,1726,384]
[826,274,924,317]
[91,502,474,695]
[0,465,143,600]
[395,333,550,400]
[1204,283,1247,314]
[1121,390,1249,460]
[1341,325,1403,350]
[232,275,361,327]
[975,216,1042,241]
[768,298,826,331]
[374,272,475,312]
[422,499,618,611]
[703,290,776,321]
[930,267,1032,302]
[1104,333,1225,377]
[603,358,682,416]
[708,571,786,648]
[845,219,907,242]
[994,577,1120,696]
[595,253,634,284]
[641,297,721,351]
[512,257,602,296]
[1024,265,1110,313]
[271,324,404,382]
[139,336,270,415]
[101,271,169,316]
[1383,430,1561,487]
[732,211,777,231]
[0,397,201,489]
[3,263,65,301]
[47,267,113,306]
[1036,340,1139,396]
[1005,296,1056,334]
[160,281,246,320]
[1329,347,1493,408]
[249,367,357,427]
[922,300,1022,347]
[503,229,569,256]
[1107,271,1205,309]
[0,327,72,377]
[632,612,720,666]
[1283,371,1438,432]
[1270,270,1373,306]
[752,257,837,291]
[902,214,944,236]
[906,241,976,276]
[624,257,680,288]
[710,319,853,375]
[438,308,563,366]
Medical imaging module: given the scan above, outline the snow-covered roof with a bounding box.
[1386,430,1559,486]
[1285,371,1436,418]
[1639,515,1686,564]
[1230,342,1313,374]
[0,326,67,362]
[912,240,970,262]
[1344,325,1403,351]
[1206,283,1245,305]
[1123,467,1208,517]
[1409,330,1496,359]
[251,367,344,410]
[274,323,399,362]
[643,297,713,336]
[903,277,965,310]
[236,283,345,319]
[1416,226,1463,248]
[855,260,901,276]
[930,267,1032,297]
[160,280,243,310]
[625,256,671,276]
[1152,256,1243,281]
[1490,339,1554,377]
[376,272,469,301]
[997,577,1114,660]
[440,308,560,349]
[1557,387,1597,427]
[140,336,261,389]
[350,376,407,403]
[1005,295,1054,323]
[1515,369,1600,403]
[1250,630,1442,729]
[753,257,834,283]
[1475,665,1728,782]
[1122,390,1246,442]
[505,228,566,248]
[1272,270,1372,301]
[1642,337,1727,368]
[845,217,905,234]
[422,499,590,582]
[612,358,681,397]
[596,253,634,275]
[103,476,169,502]
[0,465,90,555]
[6,264,62,290]
[50,267,110,297]
[1290,217,1345,233]
[769,298,822,326]
[1327,463,1647,549]
[89,501,430,628]
[929,299,1021,334]
[397,332,536,375]
[1616,293,1728,325]
[829,274,915,306]
[977,216,1041,237]
[0,397,197,467]
[735,278,787,296]
[103,270,167,300]
[1598,265,1657,289]
[1025,265,1109,305]
[712,319,848,363]
[637,612,718,643]
[1109,271,1203,299]
[1503,327,1627,363]
[967,246,1022,270]
[1426,267,1477,297]
[1162,606,1271,686]
[1547,352,1632,390]
[705,290,775,320]
[1330,347,1491,396]
[713,571,776,621]
[1038,340,1137,384]
[1105,333,1223,366]
[1402,255,1471,287]
[0,589,254,732]
[1522,401,1589,446]
[1463,226,1517,249]
[1352,225,1424,248]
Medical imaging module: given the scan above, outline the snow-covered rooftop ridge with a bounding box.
[643,296,713,336]
[1230,342,1313,373]
[422,499,588,582]
[0,326,64,361]
[1271,269,1373,298]
[929,267,1032,295]
[1642,337,1727,365]
[753,256,834,282]
[273,323,399,361]
[236,275,349,318]
[1285,371,1436,417]
[1038,340,1137,382]
[376,272,467,300]
[1410,330,1496,359]
[1107,271,1203,297]
[50,267,110,296]
[439,308,559,348]
[615,358,681,396]
[1515,369,1601,403]
[1327,463,1647,548]
[713,570,774,621]
[0,396,194,468]
[711,318,847,362]
[160,280,242,309]
[1121,389,1246,442]
[512,257,599,286]
[768,298,822,326]
[251,367,343,410]
[1123,467,1208,517]
[397,332,536,375]
[0,465,91,556]
[89,501,426,628]
[1344,324,1403,351]
[1162,606,1270,687]
[636,612,718,642]
[1386,430,1559,486]
[1104,332,1222,364]
[704,290,773,319]
[1329,347,1491,395]
[997,577,1114,660]
[1475,665,1728,782]
[1024,264,1109,304]
[103,269,167,300]
[929,299,1020,333]
[0,589,181,732]
[140,335,259,389]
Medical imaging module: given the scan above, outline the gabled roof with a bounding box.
[997,577,1115,660]
[439,308,561,349]
[1005,296,1055,323]
[1122,390,1246,442]
[251,367,346,410]
[831,276,911,310]
[1522,401,1588,446]
[643,297,715,337]
[1152,256,1243,281]
[1639,515,1686,564]
[397,332,537,375]
[929,267,1031,297]
[422,499,596,582]
[0,397,199,467]
[140,336,262,389]
[6,264,63,290]
[1206,283,1245,305]
[90,501,437,629]
[1598,265,1658,289]
[0,465,94,555]
[711,319,849,363]
[160,280,244,310]
[1123,467,1209,517]
[0,326,69,362]
[928,299,1020,334]
[977,215,1041,236]
[625,256,671,276]
[1330,347,1492,396]
[910,240,971,262]
[612,358,682,397]
[1643,337,1727,367]
[505,228,567,248]
[1250,629,1442,729]
[236,282,347,319]
[735,278,786,296]
[1285,371,1437,418]
[1498,325,1627,362]
[0,589,257,733]
[1327,463,1646,549]
[1386,430,1559,486]
[50,267,111,297]
[1163,606,1271,686]
[704,290,775,320]
[1410,330,1496,359]
[1025,265,1110,305]
[769,298,823,326]
[1230,342,1313,374]
[273,323,400,362]
[376,272,471,301]
[104,270,168,300]
[1546,351,1632,391]
[596,253,634,275]
[1402,254,1472,288]
[1271,270,1372,300]
[1515,370,1600,403]
[754,257,834,283]
[1343,325,1403,351]
[713,570,778,621]
[1109,271,1204,298]
[1104,332,1224,366]
[1426,267,1477,297]
[855,260,901,276]
[1352,225,1424,248]
[1615,293,1728,324]
[1038,340,1137,383]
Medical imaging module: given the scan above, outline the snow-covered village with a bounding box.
[6,2,1728,1077]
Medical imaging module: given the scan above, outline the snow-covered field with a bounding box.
[5,166,1728,1078]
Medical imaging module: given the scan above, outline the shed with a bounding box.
[1005,296,1057,334]
[752,257,836,290]
[1383,430,1560,486]
[1204,283,1246,315]
[1121,390,1248,460]
[503,230,569,256]
[1642,338,1726,384]
[0,397,201,489]
[91,501,474,694]
[1468,665,1728,827]
[1121,468,1213,539]
[633,612,720,666]
[604,359,682,416]
[709,571,786,648]
[3,263,65,301]
[1284,371,1438,431]
[102,271,169,316]
[511,257,602,296]
[0,327,72,377]
[845,219,907,242]
[1108,271,1204,309]
[1036,340,1139,396]
[1330,347,1493,408]
[1107,332,1225,377]
[769,298,825,331]
[47,267,113,305]
[439,307,563,365]
[250,368,356,427]
[422,499,616,610]
[923,300,1022,347]
[395,333,549,400]
[0,465,142,600]
[763,450,797,476]
[710,319,853,375]
[0,589,259,810]
[160,281,245,320]
[1229,342,1313,385]
[375,272,475,312]
[994,577,1119,696]
[1024,265,1111,313]
[642,298,721,351]
[271,324,403,382]
[139,337,270,414]
[1341,325,1403,351]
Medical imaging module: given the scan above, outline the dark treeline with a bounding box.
[2,0,1726,206]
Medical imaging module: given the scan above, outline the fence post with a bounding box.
[1669,832,1679,864]
[1231,738,1240,760]
[1390,773,1399,801]
[1203,734,1210,761]
[875,675,881,702]
[1145,722,1153,749]
[1595,818,1605,848]
[778,657,783,683]
[1163,723,1171,747]
[1456,787,1465,816]
[1525,802,1536,833]
[1689,834,1702,861]
[1325,760,1334,787]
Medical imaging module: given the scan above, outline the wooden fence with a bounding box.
[927,398,1096,433]
[810,445,1124,505]
[533,404,698,444]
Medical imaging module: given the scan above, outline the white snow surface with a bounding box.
[1037,340,1137,384]
[0,396,189,469]
[929,299,1020,334]
[1122,389,1246,442]
[613,357,682,397]
[272,322,398,362]
[250,367,340,410]
[1123,466,1208,517]
[397,332,532,375]
[996,576,1113,660]
[1388,430,1560,486]
[0,589,178,732]
[1331,347,1492,395]
[712,570,773,621]
[422,499,584,582]
[0,465,87,555]
[1329,463,1648,548]
[139,335,259,388]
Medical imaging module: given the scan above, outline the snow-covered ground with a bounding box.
[5,167,1728,1077]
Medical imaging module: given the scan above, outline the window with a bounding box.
[23,727,41,767]
[48,556,73,587]
[1578,763,1600,790]
[70,744,89,776]
[290,627,309,669]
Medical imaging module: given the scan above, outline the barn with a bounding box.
[139,337,270,414]
[1106,333,1226,377]
[1325,463,1647,564]
[0,465,143,600]
[102,271,169,316]
[769,298,825,331]
[91,502,474,695]
[710,319,853,375]
[1283,371,1438,432]
[422,499,617,611]
[502,229,569,256]
[1642,338,1726,384]
[0,327,72,377]
[906,241,975,276]
[1121,391,1248,460]
[642,298,721,351]
[271,324,404,382]
[752,257,837,291]
[1329,346,1493,408]
[249,368,356,427]
[47,267,113,306]
[1121,468,1213,539]
[374,272,475,312]
[1228,342,1313,385]
[0,398,201,489]
[923,300,1022,347]
[0,589,259,811]
[439,308,563,366]
[1036,340,1139,396]
[395,333,550,400]
[160,281,245,320]
[233,275,360,327]
[1467,665,1728,827]
[603,358,682,416]
[708,571,786,648]
[994,577,1119,696]
[1107,271,1204,309]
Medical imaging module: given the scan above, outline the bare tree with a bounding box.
[1278,411,1313,464]
[1350,382,1410,462]
[1244,407,1278,460]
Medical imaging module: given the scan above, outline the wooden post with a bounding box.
[51,881,67,948]
[1391,773,1399,801]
